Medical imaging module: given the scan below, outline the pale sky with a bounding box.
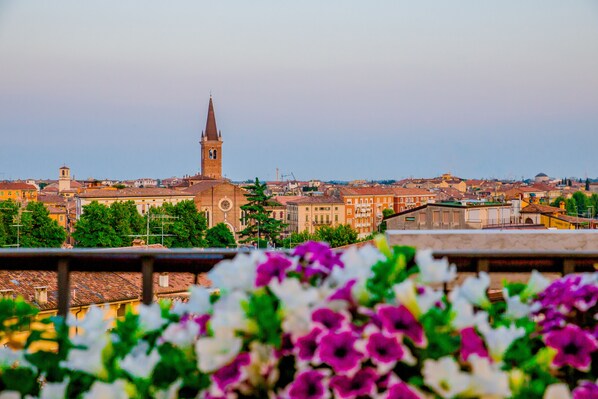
[1,1,597,182]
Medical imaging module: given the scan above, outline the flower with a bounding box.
[312,308,345,331]
[212,352,251,392]
[392,280,420,318]
[195,333,243,373]
[210,291,249,335]
[365,332,404,367]
[423,357,471,398]
[449,297,488,331]
[467,354,511,398]
[452,272,491,309]
[208,251,263,293]
[415,249,456,284]
[161,317,201,347]
[269,278,320,310]
[293,241,343,278]
[329,368,378,398]
[39,379,69,399]
[543,383,572,399]
[255,252,293,287]
[288,370,329,399]
[520,269,551,300]
[120,341,161,379]
[138,303,167,332]
[478,323,526,363]
[573,381,598,399]
[317,331,362,373]
[61,335,108,375]
[545,325,597,371]
[172,285,211,316]
[460,327,488,361]
[378,305,425,347]
[296,327,324,361]
[503,289,533,319]
[385,382,424,399]
[82,379,128,399]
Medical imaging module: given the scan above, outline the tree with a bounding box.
[550,196,566,208]
[0,200,19,246]
[589,194,598,218]
[281,230,316,248]
[315,224,358,248]
[73,202,120,247]
[585,178,590,192]
[379,208,396,233]
[157,200,207,248]
[109,201,144,247]
[18,202,66,248]
[206,223,236,248]
[238,178,286,247]
[571,191,589,216]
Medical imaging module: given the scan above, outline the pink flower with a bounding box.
[378,305,425,347]
[386,382,423,399]
[573,381,598,399]
[545,325,597,371]
[460,327,488,361]
[312,308,346,331]
[288,370,328,399]
[366,332,404,365]
[212,352,251,392]
[296,327,324,361]
[255,253,292,286]
[318,331,363,373]
[330,368,377,398]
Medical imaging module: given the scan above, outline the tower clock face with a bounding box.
[219,199,232,212]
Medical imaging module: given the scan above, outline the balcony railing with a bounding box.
[0,248,596,316]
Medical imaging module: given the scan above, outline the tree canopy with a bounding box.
[0,200,65,248]
[238,178,286,247]
[73,201,121,248]
[206,223,237,248]
[281,224,359,248]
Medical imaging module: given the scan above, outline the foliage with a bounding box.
[152,200,208,248]
[571,191,589,216]
[109,201,145,247]
[18,202,66,247]
[0,240,596,398]
[0,200,20,247]
[379,207,396,233]
[205,223,236,248]
[280,230,315,248]
[238,178,286,246]
[73,201,122,247]
[314,224,358,248]
[549,196,566,208]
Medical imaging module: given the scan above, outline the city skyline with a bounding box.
[1,1,598,181]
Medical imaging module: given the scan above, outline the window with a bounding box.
[335,215,338,222]
[347,199,352,204]
[443,212,449,224]
[306,215,309,222]
[433,211,440,223]
[117,305,126,318]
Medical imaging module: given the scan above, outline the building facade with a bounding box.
[287,196,345,234]
[0,182,38,204]
[338,187,394,238]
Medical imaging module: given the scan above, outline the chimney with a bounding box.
[159,272,169,288]
[559,201,565,210]
[34,286,48,305]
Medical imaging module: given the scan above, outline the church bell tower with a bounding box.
[200,95,223,179]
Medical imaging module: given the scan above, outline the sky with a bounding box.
[1,1,597,182]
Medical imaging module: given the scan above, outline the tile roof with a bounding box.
[288,196,344,205]
[37,194,66,205]
[272,196,304,205]
[390,187,436,196]
[520,204,565,214]
[338,187,395,196]
[182,180,232,194]
[78,188,195,199]
[0,182,37,190]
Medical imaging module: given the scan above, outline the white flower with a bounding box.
[155,379,182,399]
[69,305,111,346]
[332,244,381,286]
[450,297,488,330]
[210,291,249,335]
[423,357,470,398]
[120,341,161,379]
[161,319,200,347]
[467,355,511,397]
[0,347,30,369]
[83,379,128,399]
[269,278,320,310]
[415,249,457,284]
[453,272,491,309]
[195,332,242,373]
[61,335,108,375]
[281,305,313,336]
[0,392,21,399]
[503,290,532,319]
[39,379,69,399]
[138,303,168,332]
[520,270,550,300]
[393,279,420,317]
[172,285,212,316]
[479,323,526,363]
[417,286,444,315]
[543,383,572,399]
[208,252,264,293]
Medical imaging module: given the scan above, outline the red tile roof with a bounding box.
[520,203,565,214]
[288,196,344,205]
[338,187,395,196]
[78,188,194,199]
[0,182,37,190]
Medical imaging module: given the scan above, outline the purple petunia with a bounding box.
[378,305,425,347]
[312,308,345,331]
[288,370,328,399]
[318,330,363,373]
[545,324,598,371]
[212,352,251,392]
[328,279,357,305]
[573,381,598,399]
[385,382,423,399]
[296,327,324,361]
[329,368,378,398]
[366,332,404,365]
[255,252,293,287]
[460,327,488,361]
[293,241,343,278]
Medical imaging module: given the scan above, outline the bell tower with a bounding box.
[200,95,223,179]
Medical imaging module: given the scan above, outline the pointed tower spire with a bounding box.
[204,96,219,141]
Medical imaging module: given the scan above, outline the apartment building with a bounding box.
[287,196,345,234]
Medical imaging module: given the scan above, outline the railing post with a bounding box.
[562,259,575,275]
[141,257,154,305]
[57,258,70,317]
[476,258,490,274]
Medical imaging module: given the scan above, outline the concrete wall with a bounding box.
[386,229,598,251]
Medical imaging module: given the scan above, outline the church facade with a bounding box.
[178,96,248,240]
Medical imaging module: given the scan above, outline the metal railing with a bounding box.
[0,248,596,316]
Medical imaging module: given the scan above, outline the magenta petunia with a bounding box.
[318,330,363,373]
[545,324,598,371]
[193,314,211,335]
[328,279,357,304]
[293,241,343,278]
[296,327,324,361]
[385,382,423,399]
[255,252,293,286]
[329,368,377,398]
[378,305,425,346]
[573,381,598,399]
[312,308,345,331]
[460,327,488,361]
[366,332,404,365]
[288,370,328,399]
[212,352,251,392]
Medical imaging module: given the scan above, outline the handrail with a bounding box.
[0,248,596,316]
